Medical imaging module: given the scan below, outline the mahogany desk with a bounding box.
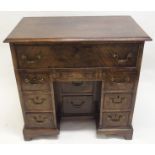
[4,16,151,140]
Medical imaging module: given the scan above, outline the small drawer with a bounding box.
[102,112,129,128]
[103,93,132,110]
[20,72,50,91]
[16,45,51,69]
[62,96,94,115]
[99,43,138,67]
[25,113,55,128]
[105,71,136,91]
[22,92,53,112]
[61,81,94,93]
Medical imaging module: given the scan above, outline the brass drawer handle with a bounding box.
[33,115,47,123]
[24,75,45,84]
[111,76,130,83]
[108,114,123,122]
[72,81,83,86]
[21,54,42,64]
[29,97,46,105]
[113,52,133,65]
[70,101,85,108]
[110,95,125,104]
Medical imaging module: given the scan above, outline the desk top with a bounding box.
[4,16,151,43]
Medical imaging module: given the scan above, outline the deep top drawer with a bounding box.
[15,43,139,69]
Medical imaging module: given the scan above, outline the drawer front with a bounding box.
[23,92,53,112]
[93,43,138,67]
[62,96,94,115]
[16,45,51,69]
[51,68,104,81]
[15,43,139,69]
[20,72,50,91]
[103,93,132,110]
[102,112,129,128]
[105,71,136,91]
[61,81,94,93]
[25,113,55,128]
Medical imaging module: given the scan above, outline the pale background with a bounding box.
[0,11,155,144]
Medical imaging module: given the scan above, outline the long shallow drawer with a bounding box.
[102,112,129,128]
[22,92,53,112]
[51,68,104,81]
[62,95,95,115]
[15,43,139,69]
[105,71,137,91]
[60,81,94,93]
[25,113,55,128]
[19,71,50,91]
[103,93,132,110]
